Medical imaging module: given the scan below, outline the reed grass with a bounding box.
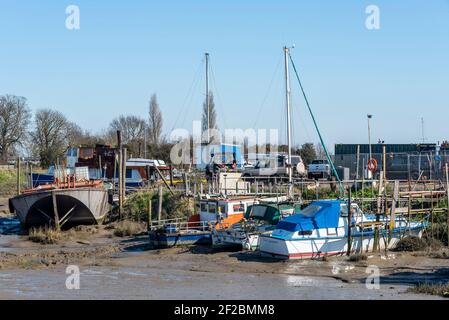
[113,221,144,237]
[28,226,61,244]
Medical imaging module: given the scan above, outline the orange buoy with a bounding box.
[367,158,378,172]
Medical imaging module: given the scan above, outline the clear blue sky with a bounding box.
[1,1,448,151]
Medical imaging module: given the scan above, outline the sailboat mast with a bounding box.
[284,46,293,195]
[205,52,210,143]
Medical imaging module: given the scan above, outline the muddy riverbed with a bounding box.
[1,200,448,299]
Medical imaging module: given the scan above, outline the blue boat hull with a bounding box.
[149,231,211,248]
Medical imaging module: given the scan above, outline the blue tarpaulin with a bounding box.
[276,200,342,232]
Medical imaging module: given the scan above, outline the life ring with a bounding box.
[367,158,378,172]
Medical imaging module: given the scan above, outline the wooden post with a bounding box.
[183,173,188,196]
[383,145,387,180]
[347,187,352,256]
[146,165,150,187]
[122,148,127,204]
[98,155,102,179]
[431,189,434,239]
[408,178,412,235]
[52,191,60,231]
[16,157,21,195]
[376,173,384,215]
[389,180,400,242]
[360,181,364,254]
[30,163,33,189]
[154,165,175,195]
[118,148,123,218]
[169,165,174,187]
[158,185,163,223]
[117,131,123,218]
[147,197,152,232]
[445,163,449,247]
[356,144,360,181]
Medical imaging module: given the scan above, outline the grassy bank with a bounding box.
[122,190,195,223]
[0,169,27,196]
[408,282,449,297]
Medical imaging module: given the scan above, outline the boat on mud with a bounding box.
[8,179,109,229]
[148,197,259,248]
[211,202,299,251]
[259,200,428,260]
[148,219,211,248]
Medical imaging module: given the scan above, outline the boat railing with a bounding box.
[149,218,211,233]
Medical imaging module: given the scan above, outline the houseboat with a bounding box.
[9,179,109,229]
[259,200,427,260]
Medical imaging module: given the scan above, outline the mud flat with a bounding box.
[0,221,448,300]
[0,195,447,300]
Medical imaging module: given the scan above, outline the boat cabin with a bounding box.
[245,203,300,225]
[199,197,258,225]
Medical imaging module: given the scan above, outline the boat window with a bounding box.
[299,205,322,217]
[200,203,208,212]
[250,206,267,218]
[340,204,360,217]
[311,160,328,165]
[126,169,133,179]
[209,203,216,214]
[219,204,226,214]
[66,148,77,157]
[233,204,245,212]
[79,148,94,159]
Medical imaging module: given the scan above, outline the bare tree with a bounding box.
[148,94,163,145]
[315,143,326,160]
[107,115,146,155]
[30,109,71,167]
[0,95,31,162]
[66,122,105,146]
[201,91,217,134]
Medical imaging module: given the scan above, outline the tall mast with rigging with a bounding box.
[205,52,210,144]
[283,46,293,197]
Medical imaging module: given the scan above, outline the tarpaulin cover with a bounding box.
[276,200,342,232]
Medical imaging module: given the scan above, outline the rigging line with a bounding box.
[253,55,283,129]
[288,53,344,195]
[180,58,205,129]
[209,59,229,129]
[171,57,205,131]
[181,69,203,129]
[292,89,314,148]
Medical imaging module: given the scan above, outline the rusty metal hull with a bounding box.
[9,188,109,229]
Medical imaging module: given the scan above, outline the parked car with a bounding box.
[242,155,306,178]
[308,159,331,180]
